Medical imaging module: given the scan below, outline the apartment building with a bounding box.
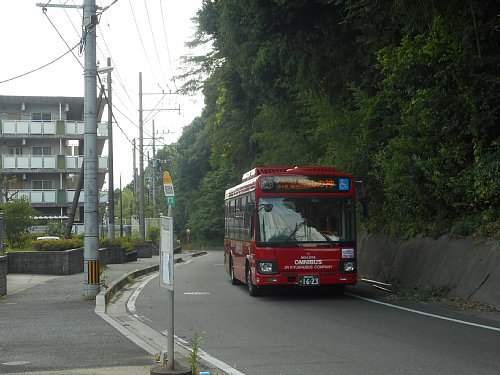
[0,95,108,222]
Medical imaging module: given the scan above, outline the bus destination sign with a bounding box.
[260,175,350,193]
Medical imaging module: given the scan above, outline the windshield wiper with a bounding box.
[317,232,339,246]
[278,220,307,247]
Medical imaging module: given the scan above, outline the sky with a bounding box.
[0,0,205,189]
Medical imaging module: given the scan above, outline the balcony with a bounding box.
[1,155,108,171]
[0,120,108,137]
[4,189,108,205]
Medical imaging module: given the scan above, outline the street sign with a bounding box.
[163,171,175,197]
[166,196,176,208]
[159,216,174,290]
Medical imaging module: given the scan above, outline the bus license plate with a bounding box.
[299,275,320,286]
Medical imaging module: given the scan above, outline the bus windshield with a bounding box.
[257,197,355,245]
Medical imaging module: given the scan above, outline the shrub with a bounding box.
[34,238,83,251]
[147,225,160,241]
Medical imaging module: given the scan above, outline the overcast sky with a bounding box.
[0,0,204,187]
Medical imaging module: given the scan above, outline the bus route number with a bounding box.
[299,275,320,286]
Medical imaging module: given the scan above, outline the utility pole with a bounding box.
[133,138,137,195]
[119,174,123,237]
[152,120,156,215]
[138,72,146,240]
[36,0,100,297]
[106,57,115,243]
[82,0,100,296]
[137,85,179,238]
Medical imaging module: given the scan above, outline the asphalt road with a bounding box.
[133,251,500,375]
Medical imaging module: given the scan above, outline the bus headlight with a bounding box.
[257,260,278,274]
[342,261,356,272]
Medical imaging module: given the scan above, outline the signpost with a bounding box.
[163,171,176,208]
[153,171,191,374]
[159,217,174,290]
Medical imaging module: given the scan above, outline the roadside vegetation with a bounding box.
[132,0,498,245]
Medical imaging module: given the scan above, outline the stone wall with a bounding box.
[357,232,500,307]
[0,255,7,296]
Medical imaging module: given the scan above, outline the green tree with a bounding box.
[1,198,39,248]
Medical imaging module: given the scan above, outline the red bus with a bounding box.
[224,166,357,296]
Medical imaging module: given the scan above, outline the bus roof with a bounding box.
[225,166,347,200]
[241,166,337,182]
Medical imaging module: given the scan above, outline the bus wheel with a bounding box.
[229,256,239,285]
[246,266,260,297]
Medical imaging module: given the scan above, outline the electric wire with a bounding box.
[128,0,164,92]
[0,43,80,84]
[159,0,178,92]
[43,6,84,68]
[143,0,171,92]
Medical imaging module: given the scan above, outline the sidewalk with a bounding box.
[0,254,195,375]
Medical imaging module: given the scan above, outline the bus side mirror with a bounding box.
[248,203,255,215]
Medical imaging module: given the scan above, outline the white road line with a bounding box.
[131,272,246,375]
[127,273,158,319]
[347,293,500,332]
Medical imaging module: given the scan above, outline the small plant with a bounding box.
[147,225,160,241]
[387,283,455,303]
[100,268,108,290]
[187,334,201,375]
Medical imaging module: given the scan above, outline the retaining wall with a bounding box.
[7,248,84,275]
[6,247,134,275]
[358,232,500,307]
[99,247,127,265]
[0,255,6,296]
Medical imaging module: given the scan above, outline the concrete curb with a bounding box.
[95,256,185,314]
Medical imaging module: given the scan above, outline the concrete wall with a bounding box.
[98,247,126,265]
[7,248,83,275]
[0,255,6,296]
[7,247,134,275]
[134,242,153,258]
[358,232,500,307]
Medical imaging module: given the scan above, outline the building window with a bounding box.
[32,147,52,156]
[31,113,52,122]
[32,181,53,190]
[8,147,22,155]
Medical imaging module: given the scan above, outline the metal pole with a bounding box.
[167,203,174,370]
[152,120,156,216]
[120,174,123,237]
[138,72,145,240]
[107,57,115,243]
[83,0,100,296]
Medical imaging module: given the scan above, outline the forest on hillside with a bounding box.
[144,0,498,244]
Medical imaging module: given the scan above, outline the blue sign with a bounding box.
[338,178,350,191]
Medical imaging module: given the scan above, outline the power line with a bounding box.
[159,0,178,92]
[128,0,164,92]
[42,6,84,67]
[0,42,80,84]
[143,0,170,92]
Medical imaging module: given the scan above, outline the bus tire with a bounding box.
[246,265,260,297]
[229,256,239,285]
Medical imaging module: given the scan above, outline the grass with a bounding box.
[386,283,455,303]
[187,334,201,374]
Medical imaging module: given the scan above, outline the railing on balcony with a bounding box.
[1,155,108,170]
[2,155,56,169]
[0,120,108,137]
[65,156,108,169]
[4,189,108,204]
